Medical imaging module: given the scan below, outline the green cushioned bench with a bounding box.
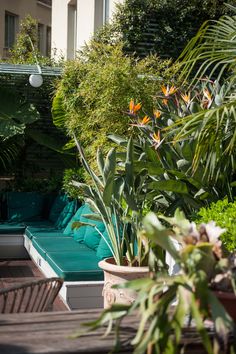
[23,202,113,287]
[1,192,113,308]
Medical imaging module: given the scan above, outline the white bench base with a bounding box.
[24,236,104,310]
[0,233,29,259]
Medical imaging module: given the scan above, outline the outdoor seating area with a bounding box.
[0,193,113,309]
[1,1,236,353]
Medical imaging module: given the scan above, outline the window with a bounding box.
[103,0,109,23]
[5,12,18,49]
[46,26,51,57]
[38,23,44,54]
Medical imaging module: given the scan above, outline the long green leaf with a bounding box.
[143,212,180,260]
[148,180,188,194]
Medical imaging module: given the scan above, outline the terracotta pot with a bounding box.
[214,291,236,322]
[99,257,149,308]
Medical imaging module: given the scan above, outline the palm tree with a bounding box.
[169,4,236,194]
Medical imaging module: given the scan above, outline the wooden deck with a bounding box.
[0,259,68,311]
[0,309,234,353]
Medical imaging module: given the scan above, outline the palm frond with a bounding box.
[166,99,236,180]
[51,93,67,130]
[0,139,20,171]
[179,7,236,86]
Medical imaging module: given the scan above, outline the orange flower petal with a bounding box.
[181,92,191,104]
[154,110,161,119]
[129,99,135,113]
[203,88,212,101]
[153,131,160,142]
[141,115,150,125]
[161,86,168,96]
[134,102,142,113]
[162,98,168,106]
[169,86,177,95]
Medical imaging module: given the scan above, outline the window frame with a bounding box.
[4,11,19,49]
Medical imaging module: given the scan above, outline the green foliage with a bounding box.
[0,87,39,139]
[8,15,54,66]
[4,176,62,194]
[62,168,85,199]
[167,5,236,195]
[0,139,21,171]
[0,86,39,170]
[0,85,75,176]
[53,41,179,169]
[79,210,236,353]
[108,79,235,217]
[73,135,159,266]
[197,199,236,252]
[95,0,232,59]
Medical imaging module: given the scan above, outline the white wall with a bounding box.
[52,0,124,59]
[51,0,70,59]
[76,0,95,50]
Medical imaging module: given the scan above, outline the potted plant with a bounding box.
[81,210,236,353]
[72,134,162,307]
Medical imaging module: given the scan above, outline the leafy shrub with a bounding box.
[53,41,179,169]
[8,15,55,66]
[197,199,236,252]
[62,168,85,200]
[3,176,62,194]
[95,0,232,59]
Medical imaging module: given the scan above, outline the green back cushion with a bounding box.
[55,200,76,229]
[83,218,105,251]
[48,194,68,223]
[73,203,98,243]
[0,223,26,234]
[96,229,113,260]
[7,192,43,222]
[63,204,85,236]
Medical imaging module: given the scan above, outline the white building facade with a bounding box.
[51,0,124,60]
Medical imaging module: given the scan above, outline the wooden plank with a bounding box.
[0,310,133,353]
[0,310,233,354]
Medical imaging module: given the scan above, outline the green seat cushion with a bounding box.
[0,223,25,234]
[32,237,88,260]
[63,204,85,236]
[7,192,44,222]
[48,194,68,224]
[96,229,113,260]
[73,203,97,243]
[46,250,104,281]
[25,228,65,240]
[25,221,58,240]
[55,200,76,229]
